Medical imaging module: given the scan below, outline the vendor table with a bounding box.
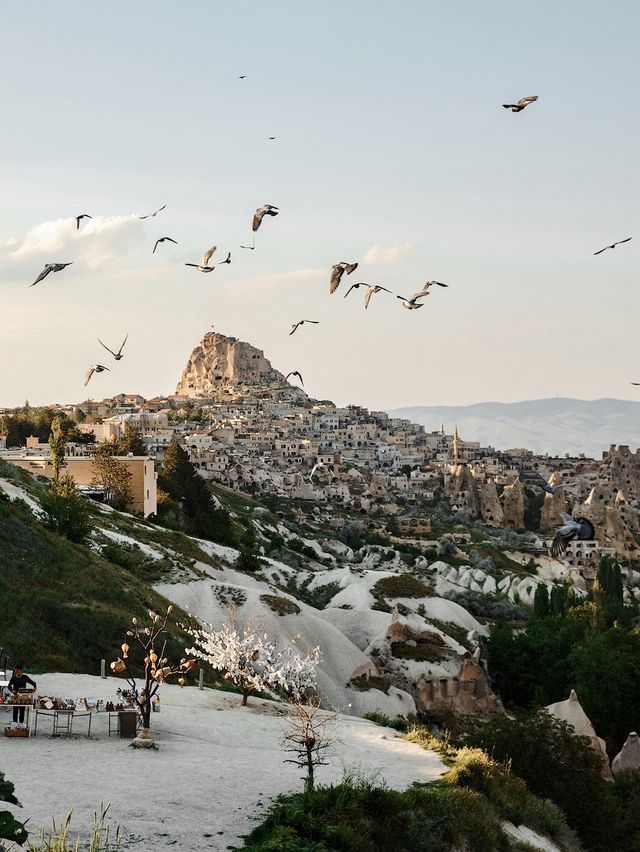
[33,708,93,738]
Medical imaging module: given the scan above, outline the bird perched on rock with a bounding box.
[343,282,392,308]
[329,262,358,294]
[550,513,595,558]
[84,364,110,386]
[153,237,178,253]
[75,214,92,229]
[593,237,632,256]
[285,371,304,386]
[503,95,538,113]
[98,333,128,361]
[30,263,73,287]
[139,204,166,219]
[290,320,319,336]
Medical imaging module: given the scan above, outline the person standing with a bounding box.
[8,665,36,724]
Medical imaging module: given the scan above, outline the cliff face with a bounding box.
[175,332,293,398]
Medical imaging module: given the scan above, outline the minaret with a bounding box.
[453,424,459,465]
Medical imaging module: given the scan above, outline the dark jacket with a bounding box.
[8,673,36,693]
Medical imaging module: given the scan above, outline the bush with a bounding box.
[260,594,301,616]
[373,575,430,599]
[40,476,92,544]
[362,712,410,732]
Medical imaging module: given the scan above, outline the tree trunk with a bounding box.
[306,744,314,792]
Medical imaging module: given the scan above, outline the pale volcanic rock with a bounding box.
[478,479,504,526]
[546,689,612,779]
[175,331,303,398]
[612,732,640,777]
[500,477,527,529]
[540,473,567,531]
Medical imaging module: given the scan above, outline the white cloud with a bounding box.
[1,214,144,274]
[362,242,416,265]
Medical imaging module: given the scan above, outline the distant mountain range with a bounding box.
[387,398,640,458]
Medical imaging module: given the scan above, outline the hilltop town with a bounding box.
[3,331,640,580]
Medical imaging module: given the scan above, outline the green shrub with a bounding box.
[362,712,410,733]
[260,594,301,616]
[373,575,430,599]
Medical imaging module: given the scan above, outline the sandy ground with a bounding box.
[2,674,445,851]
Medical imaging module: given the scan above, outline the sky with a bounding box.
[1,1,638,411]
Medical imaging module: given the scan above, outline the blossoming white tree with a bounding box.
[186,609,321,706]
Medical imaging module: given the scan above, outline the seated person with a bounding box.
[8,665,37,725]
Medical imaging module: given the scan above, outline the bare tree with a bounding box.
[282,700,335,792]
[110,606,197,748]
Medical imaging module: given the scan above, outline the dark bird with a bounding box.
[153,237,178,254]
[330,261,358,294]
[252,204,279,232]
[631,382,640,386]
[593,237,632,256]
[30,263,73,287]
[139,204,166,220]
[217,251,231,265]
[185,246,218,272]
[285,371,304,386]
[550,513,595,558]
[267,136,277,141]
[343,282,392,308]
[238,75,246,79]
[290,320,319,336]
[502,95,538,113]
[98,333,128,361]
[75,214,92,230]
[84,364,110,386]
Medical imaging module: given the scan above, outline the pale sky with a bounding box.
[1,1,638,410]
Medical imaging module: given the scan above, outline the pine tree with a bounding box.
[48,416,67,481]
[117,422,147,456]
[533,584,550,619]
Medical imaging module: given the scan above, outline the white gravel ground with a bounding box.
[2,673,445,851]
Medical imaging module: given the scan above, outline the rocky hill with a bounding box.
[175,331,301,398]
[389,397,640,457]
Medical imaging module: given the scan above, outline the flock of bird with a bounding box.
[24,88,634,557]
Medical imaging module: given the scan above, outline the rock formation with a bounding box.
[175,331,305,399]
[575,486,640,563]
[612,732,640,777]
[546,689,612,779]
[478,479,504,526]
[539,473,567,531]
[500,477,527,529]
[415,653,503,718]
[445,464,481,517]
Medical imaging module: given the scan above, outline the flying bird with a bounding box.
[550,513,595,558]
[409,281,449,301]
[252,204,279,232]
[396,295,424,311]
[285,371,304,386]
[29,263,73,287]
[502,95,538,113]
[153,237,178,254]
[529,473,561,494]
[593,237,632,256]
[343,282,392,308]
[267,136,277,141]
[632,382,640,386]
[75,214,92,229]
[98,333,128,361]
[330,262,358,294]
[139,204,166,220]
[238,75,246,79]
[185,246,218,272]
[84,364,111,386]
[290,320,319,336]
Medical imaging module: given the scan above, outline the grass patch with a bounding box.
[422,618,472,651]
[362,711,410,733]
[349,674,394,695]
[260,594,301,616]
[0,494,192,674]
[391,640,445,663]
[373,575,431,599]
